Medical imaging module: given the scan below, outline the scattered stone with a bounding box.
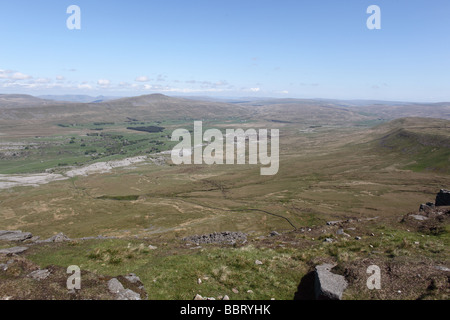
[36,233,71,243]
[255,260,263,265]
[336,229,351,237]
[247,290,254,294]
[117,289,141,300]
[183,231,247,245]
[148,245,157,250]
[435,189,450,206]
[107,278,141,300]
[326,221,342,226]
[108,278,124,294]
[0,246,29,256]
[197,278,202,285]
[419,202,435,212]
[223,295,230,300]
[324,238,334,243]
[194,294,204,300]
[435,266,450,272]
[232,288,239,294]
[124,273,141,284]
[410,215,429,221]
[28,269,51,281]
[269,231,280,237]
[0,230,32,242]
[314,264,348,300]
[29,236,40,242]
[355,236,362,240]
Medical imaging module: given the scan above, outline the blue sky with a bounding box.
[0,0,449,101]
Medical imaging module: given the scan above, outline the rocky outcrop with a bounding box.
[0,231,32,242]
[314,264,348,300]
[183,231,247,245]
[35,233,71,243]
[419,202,435,212]
[435,189,450,206]
[0,247,29,256]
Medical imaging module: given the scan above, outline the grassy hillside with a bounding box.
[0,96,448,300]
[370,118,450,173]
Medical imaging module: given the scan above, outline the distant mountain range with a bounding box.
[37,95,120,103]
[0,93,448,124]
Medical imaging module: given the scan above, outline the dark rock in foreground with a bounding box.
[435,189,450,206]
[419,202,435,212]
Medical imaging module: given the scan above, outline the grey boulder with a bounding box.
[0,246,29,256]
[107,278,141,300]
[0,230,32,242]
[314,264,348,300]
[435,189,450,206]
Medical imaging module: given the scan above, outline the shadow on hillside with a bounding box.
[293,271,316,300]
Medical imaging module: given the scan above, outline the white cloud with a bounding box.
[250,87,260,92]
[97,79,111,87]
[1,71,32,81]
[56,75,65,81]
[33,78,51,84]
[78,83,93,90]
[0,70,13,79]
[135,76,150,82]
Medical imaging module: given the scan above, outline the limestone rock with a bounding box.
[314,264,348,300]
[28,269,51,281]
[0,246,29,256]
[107,278,141,300]
[183,231,247,245]
[0,231,32,242]
[410,215,429,221]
